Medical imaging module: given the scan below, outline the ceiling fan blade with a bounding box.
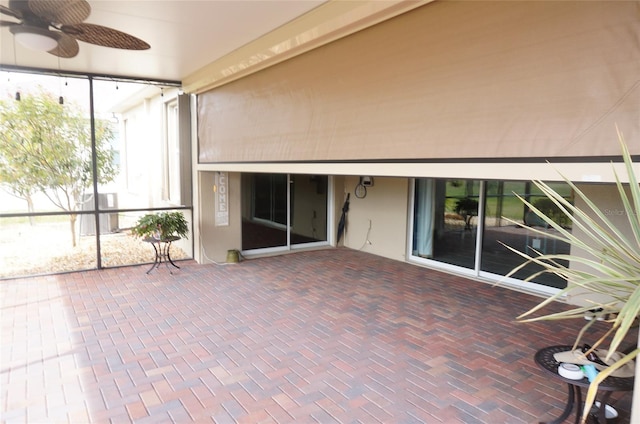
[28,0,90,25]
[0,4,23,20]
[61,23,150,50]
[47,32,79,58]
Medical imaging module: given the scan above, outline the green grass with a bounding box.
[442,180,572,222]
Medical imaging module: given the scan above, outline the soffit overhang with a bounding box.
[182,0,430,94]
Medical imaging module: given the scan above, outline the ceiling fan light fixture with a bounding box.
[10,25,59,51]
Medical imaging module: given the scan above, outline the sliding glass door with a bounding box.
[412,178,571,289]
[412,179,480,269]
[480,180,571,289]
[241,173,328,252]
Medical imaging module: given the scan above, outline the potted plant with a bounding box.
[502,133,639,422]
[131,211,189,240]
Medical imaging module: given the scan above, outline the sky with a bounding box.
[1,70,153,115]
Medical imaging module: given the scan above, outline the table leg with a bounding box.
[540,383,576,424]
[146,242,160,274]
[574,385,582,424]
[592,392,613,424]
[165,241,180,270]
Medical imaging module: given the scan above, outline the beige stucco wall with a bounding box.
[195,171,409,263]
[341,176,409,262]
[197,171,242,264]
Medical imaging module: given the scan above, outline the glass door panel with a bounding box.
[413,178,480,269]
[241,173,329,251]
[242,173,288,250]
[290,175,328,245]
[480,181,571,289]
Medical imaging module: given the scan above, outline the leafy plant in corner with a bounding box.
[501,131,639,423]
[131,211,189,240]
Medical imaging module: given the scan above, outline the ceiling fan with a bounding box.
[0,0,150,58]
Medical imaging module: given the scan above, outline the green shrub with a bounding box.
[131,211,189,240]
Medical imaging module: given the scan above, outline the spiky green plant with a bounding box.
[501,132,639,423]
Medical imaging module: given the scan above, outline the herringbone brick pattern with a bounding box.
[1,248,633,423]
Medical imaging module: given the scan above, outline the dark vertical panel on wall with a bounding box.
[178,93,193,206]
[198,1,640,163]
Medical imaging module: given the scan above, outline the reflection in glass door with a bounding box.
[480,181,570,289]
[242,173,328,251]
[412,178,480,269]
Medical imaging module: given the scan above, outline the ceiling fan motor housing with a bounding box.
[2,0,150,57]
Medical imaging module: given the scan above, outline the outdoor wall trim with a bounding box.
[182,0,430,94]
[195,162,639,184]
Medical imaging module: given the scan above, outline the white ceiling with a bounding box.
[0,0,326,83]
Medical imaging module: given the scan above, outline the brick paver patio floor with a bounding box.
[1,248,633,423]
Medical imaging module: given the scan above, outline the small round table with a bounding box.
[534,345,634,424]
[143,236,181,274]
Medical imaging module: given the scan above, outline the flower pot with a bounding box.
[226,249,240,263]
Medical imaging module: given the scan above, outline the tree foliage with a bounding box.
[0,88,117,246]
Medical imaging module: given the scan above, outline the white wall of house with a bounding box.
[116,87,184,213]
[115,86,193,256]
